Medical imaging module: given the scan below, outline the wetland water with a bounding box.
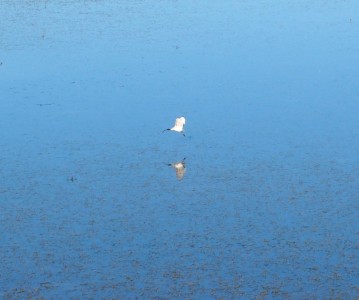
[1,1,358,298]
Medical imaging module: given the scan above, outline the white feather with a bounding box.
[171,117,186,132]
[163,116,186,136]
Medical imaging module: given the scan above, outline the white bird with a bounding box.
[163,117,186,136]
[167,158,186,180]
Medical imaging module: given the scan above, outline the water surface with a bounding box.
[1,1,358,298]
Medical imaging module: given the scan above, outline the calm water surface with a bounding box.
[1,1,358,298]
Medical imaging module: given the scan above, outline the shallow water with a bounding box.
[1,1,358,298]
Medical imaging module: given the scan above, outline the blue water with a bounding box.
[1,1,358,298]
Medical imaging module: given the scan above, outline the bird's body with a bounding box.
[163,117,186,136]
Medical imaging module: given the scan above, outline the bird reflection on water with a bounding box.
[167,158,186,180]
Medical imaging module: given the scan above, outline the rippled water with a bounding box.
[1,1,358,298]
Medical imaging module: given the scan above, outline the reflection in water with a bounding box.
[167,158,186,180]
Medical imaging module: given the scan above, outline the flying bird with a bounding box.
[163,117,186,136]
[167,158,186,180]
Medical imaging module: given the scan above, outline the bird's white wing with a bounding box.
[175,117,186,127]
